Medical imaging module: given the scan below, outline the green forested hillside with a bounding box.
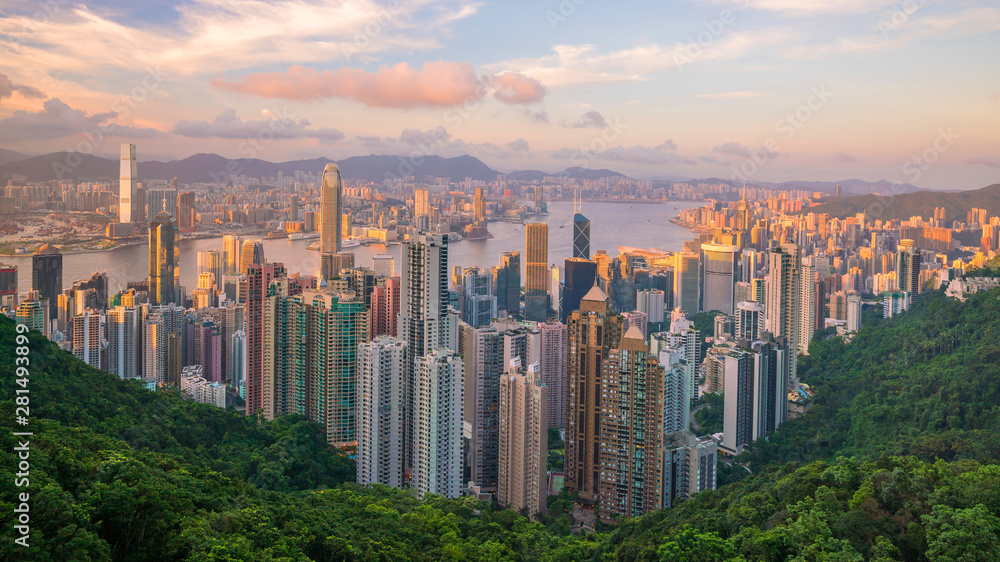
[2,283,1000,560]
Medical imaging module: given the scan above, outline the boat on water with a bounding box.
[14,246,27,254]
[288,232,320,241]
[266,231,287,239]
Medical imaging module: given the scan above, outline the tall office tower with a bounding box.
[107,305,140,379]
[734,188,750,231]
[177,191,195,228]
[16,292,48,336]
[846,293,862,332]
[524,223,549,321]
[320,252,355,280]
[356,336,407,488]
[663,430,718,508]
[598,326,666,521]
[460,267,497,328]
[719,335,790,455]
[718,345,752,453]
[223,235,242,275]
[896,239,922,297]
[498,359,548,515]
[0,262,16,311]
[565,286,624,505]
[197,250,224,292]
[198,321,222,382]
[674,251,701,314]
[148,212,178,306]
[412,348,464,499]
[245,263,286,416]
[320,163,343,254]
[72,310,104,368]
[372,254,394,278]
[573,212,591,259]
[370,276,401,338]
[537,321,566,428]
[765,244,802,373]
[562,257,598,322]
[700,243,739,314]
[240,240,265,275]
[459,323,505,492]
[32,243,62,319]
[343,267,378,308]
[399,233,455,473]
[119,144,138,223]
[414,188,430,218]
[474,187,485,223]
[495,251,521,315]
[636,289,666,324]
[288,194,299,221]
[735,301,765,340]
[549,264,563,318]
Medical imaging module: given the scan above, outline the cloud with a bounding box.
[967,157,1000,169]
[522,108,550,123]
[349,127,531,160]
[550,140,694,166]
[489,72,546,104]
[171,108,344,140]
[0,73,45,104]
[0,98,158,141]
[564,111,607,128]
[833,151,859,162]
[713,141,779,160]
[213,62,546,108]
[699,155,722,163]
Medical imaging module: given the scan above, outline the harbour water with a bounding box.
[8,201,703,295]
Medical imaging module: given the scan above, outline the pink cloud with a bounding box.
[213,62,545,108]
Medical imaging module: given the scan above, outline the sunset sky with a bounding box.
[0,0,998,189]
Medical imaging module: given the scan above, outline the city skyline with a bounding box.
[0,1,998,190]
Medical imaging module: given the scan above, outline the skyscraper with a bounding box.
[223,234,242,275]
[245,262,285,416]
[674,251,700,314]
[72,310,104,369]
[537,321,566,428]
[107,305,141,380]
[562,257,597,322]
[459,323,506,492]
[700,243,739,314]
[765,244,801,372]
[598,326,666,521]
[896,239,922,297]
[524,223,549,321]
[357,337,407,488]
[459,267,497,328]
[177,191,195,229]
[148,212,178,305]
[565,285,624,505]
[495,251,521,315]
[573,212,591,259]
[370,276,401,339]
[119,144,138,223]
[32,243,62,319]
[735,301,765,341]
[474,187,485,223]
[240,240,265,275]
[399,233,457,474]
[320,163,343,254]
[498,359,548,515]
[197,250,224,294]
[413,348,464,499]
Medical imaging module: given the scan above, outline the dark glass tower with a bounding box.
[32,244,62,318]
[573,213,591,259]
[561,257,597,322]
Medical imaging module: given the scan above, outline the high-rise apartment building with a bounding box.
[245,262,286,416]
[413,348,464,499]
[735,301,764,341]
[459,267,497,328]
[524,223,549,321]
[223,234,242,275]
[565,286,624,504]
[896,239,922,297]
[664,430,718,508]
[537,321,566,428]
[320,163,343,254]
[498,359,548,515]
[148,212,178,305]
[240,240,265,275]
[72,309,103,369]
[598,326,666,522]
[673,251,700,314]
[177,191,195,229]
[370,276,401,339]
[459,322,505,492]
[356,337,407,488]
[107,305,141,379]
[119,144,138,223]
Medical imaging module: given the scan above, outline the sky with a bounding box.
[0,0,998,189]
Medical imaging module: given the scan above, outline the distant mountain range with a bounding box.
[0,152,636,184]
[798,183,1000,222]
